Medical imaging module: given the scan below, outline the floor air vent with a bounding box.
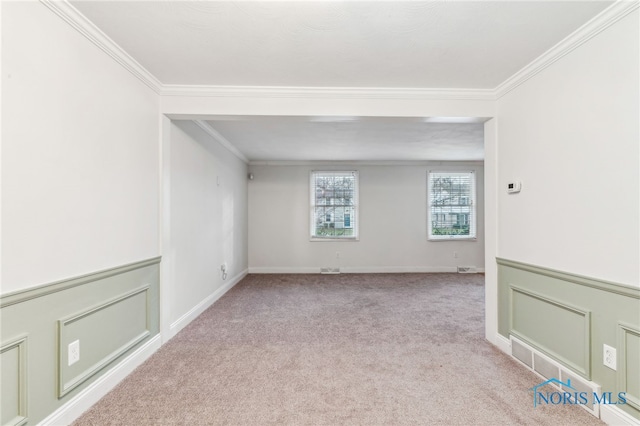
[320,267,340,274]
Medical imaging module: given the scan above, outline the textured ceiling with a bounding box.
[206,117,486,162]
[71,1,611,88]
[70,1,613,161]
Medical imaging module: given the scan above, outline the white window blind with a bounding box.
[427,171,476,240]
[310,171,358,240]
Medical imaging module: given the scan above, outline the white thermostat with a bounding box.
[507,182,522,193]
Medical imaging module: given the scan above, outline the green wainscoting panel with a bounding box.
[497,258,640,421]
[618,323,640,411]
[510,286,590,378]
[1,336,28,426]
[58,286,151,397]
[0,257,160,425]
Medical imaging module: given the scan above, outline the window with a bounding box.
[428,171,476,240]
[310,171,358,240]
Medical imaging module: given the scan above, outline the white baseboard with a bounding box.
[341,266,458,273]
[168,269,247,339]
[38,334,162,426]
[248,266,476,274]
[601,405,640,426]
[247,267,319,274]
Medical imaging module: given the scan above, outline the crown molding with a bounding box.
[39,0,637,104]
[40,0,163,94]
[248,160,485,167]
[193,120,249,164]
[495,0,639,99]
[38,0,493,101]
[160,85,496,101]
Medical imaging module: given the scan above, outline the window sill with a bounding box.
[428,237,477,242]
[310,237,360,242]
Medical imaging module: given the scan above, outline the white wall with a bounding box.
[248,163,484,273]
[166,121,248,332]
[496,10,639,287]
[1,2,160,294]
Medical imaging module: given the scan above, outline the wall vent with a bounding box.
[533,353,560,380]
[509,336,601,418]
[457,266,476,273]
[511,339,533,367]
[320,267,340,274]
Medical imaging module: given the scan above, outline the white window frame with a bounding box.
[310,171,359,241]
[427,171,476,241]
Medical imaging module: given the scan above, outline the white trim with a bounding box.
[341,266,458,274]
[161,85,495,100]
[601,405,640,426]
[247,267,320,274]
[494,333,512,355]
[310,170,359,241]
[193,120,249,164]
[37,335,162,426]
[159,115,172,344]
[429,238,478,242]
[483,120,499,348]
[168,269,248,339]
[427,170,477,241]
[39,0,163,94]
[0,0,3,313]
[248,266,463,274]
[250,160,485,167]
[309,238,360,242]
[495,0,639,99]
[38,0,637,104]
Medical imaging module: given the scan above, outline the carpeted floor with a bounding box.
[75,273,603,425]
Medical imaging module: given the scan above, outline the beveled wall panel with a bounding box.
[0,257,160,424]
[618,323,640,411]
[1,336,28,426]
[58,287,150,397]
[510,286,590,378]
[498,258,640,421]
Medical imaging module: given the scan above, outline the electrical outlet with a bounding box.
[336,251,340,259]
[603,344,616,370]
[454,252,458,258]
[68,340,80,366]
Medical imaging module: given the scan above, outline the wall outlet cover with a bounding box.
[68,340,80,366]
[603,344,616,370]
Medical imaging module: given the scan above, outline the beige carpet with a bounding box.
[75,273,602,425]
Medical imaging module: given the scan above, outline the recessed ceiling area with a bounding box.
[69,1,614,163]
[202,116,487,162]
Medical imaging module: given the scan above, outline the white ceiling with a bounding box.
[72,1,611,89]
[70,1,613,162]
[205,116,486,162]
